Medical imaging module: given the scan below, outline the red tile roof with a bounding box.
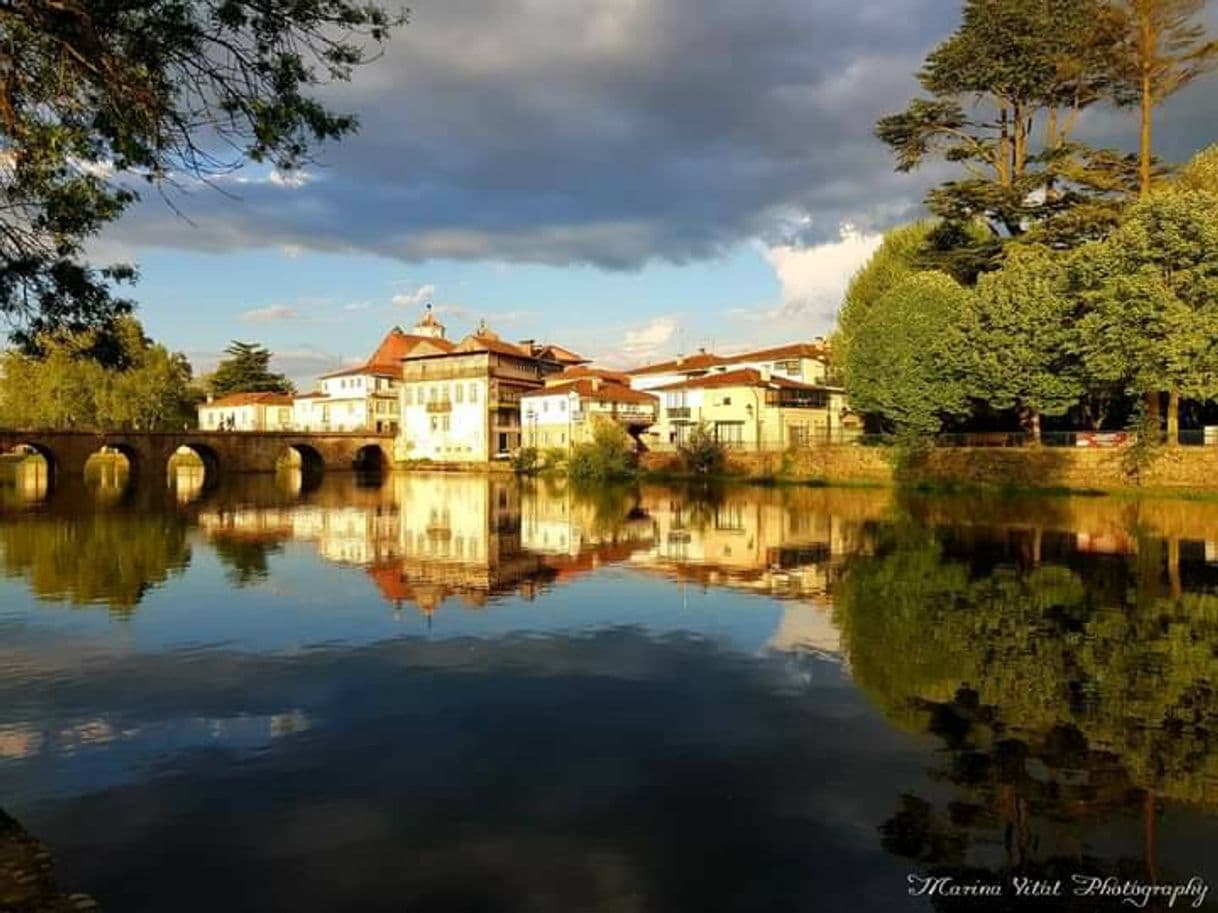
[651,368,831,393]
[537,343,588,365]
[628,351,730,376]
[629,342,829,377]
[725,342,829,363]
[204,392,294,408]
[320,328,456,378]
[523,379,657,405]
[554,365,632,385]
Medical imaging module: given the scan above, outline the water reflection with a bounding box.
[836,508,1218,902]
[1,474,1217,909]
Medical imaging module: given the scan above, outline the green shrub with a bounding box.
[677,423,727,475]
[513,446,540,475]
[568,419,635,481]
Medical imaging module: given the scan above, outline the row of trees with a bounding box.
[841,0,1218,440]
[0,317,200,430]
[0,324,292,430]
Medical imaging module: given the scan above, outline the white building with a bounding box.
[397,321,584,463]
[292,308,455,432]
[198,392,294,431]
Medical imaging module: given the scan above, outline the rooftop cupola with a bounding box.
[412,302,446,339]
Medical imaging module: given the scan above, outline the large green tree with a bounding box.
[876,0,1134,280]
[967,245,1085,440]
[0,1,404,357]
[208,341,293,396]
[835,222,935,367]
[841,271,973,437]
[1074,190,1218,441]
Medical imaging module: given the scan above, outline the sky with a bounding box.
[87,0,1218,388]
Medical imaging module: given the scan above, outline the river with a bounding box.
[0,465,1215,911]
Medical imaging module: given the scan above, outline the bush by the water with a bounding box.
[568,420,635,481]
[513,446,540,475]
[677,424,727,475]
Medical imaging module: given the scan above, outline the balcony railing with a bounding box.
[666,407,691,419]
[425,400,453,413]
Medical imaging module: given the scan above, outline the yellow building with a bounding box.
[649,367,848,449]
[520,372,658,453]
[197,392,294,432]
[397,321,584,463]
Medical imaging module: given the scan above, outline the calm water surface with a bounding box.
[0,465,1216,911]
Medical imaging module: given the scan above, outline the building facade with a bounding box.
[649,368,848,449]
[292,310,455,433]
[520,374,658,453]
[197,392,294,432]
[396,322,583,463]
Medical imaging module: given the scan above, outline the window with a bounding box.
[456,384,464,404]
[714,421,744,445]
[441,415,451,431]
[470,383,478,403]
[559,400,566,412]
[430,416,439,431]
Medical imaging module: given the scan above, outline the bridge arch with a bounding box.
[170,443,220,500]
[1,442,53,500]
[353,443,389,473]
[84,443,138,504]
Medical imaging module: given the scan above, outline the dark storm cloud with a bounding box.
[101,0,1218,268]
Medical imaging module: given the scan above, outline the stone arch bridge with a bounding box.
[0,430,395,488]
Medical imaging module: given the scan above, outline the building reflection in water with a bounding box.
[188,475,881,655]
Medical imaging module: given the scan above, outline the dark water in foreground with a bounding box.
[0,466,1217,911]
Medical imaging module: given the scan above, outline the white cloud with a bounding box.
[391,283,436,309]
[760,224,882,332]
[589,316,680,367]
[240,304,301,323]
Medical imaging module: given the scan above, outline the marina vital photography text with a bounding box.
[908,874,1210,907]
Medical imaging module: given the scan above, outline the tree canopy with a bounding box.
[876,0,1137,279]
[1074,191,1218,436]
[0,0,404,356]
[209,341,294,396]
[0,316,200,429]
[841,271,973,437]
[968,245,1085,438]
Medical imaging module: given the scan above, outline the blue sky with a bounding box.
[87,0,1218,387]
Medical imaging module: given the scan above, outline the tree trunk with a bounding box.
[1167,388,1180,445]
[1028,408,1041,445]
[1145,391,1161,442]
[1138,15,1155,198]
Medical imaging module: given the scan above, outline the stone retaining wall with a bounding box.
[641,445,1218,492]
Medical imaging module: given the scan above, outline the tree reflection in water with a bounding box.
[835,511,1218,903]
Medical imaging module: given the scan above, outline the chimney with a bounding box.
[675,354,685,366]
[698,346,707,355]
[591,377,602,391]
[519,339,535,353]
[206,393,214,404]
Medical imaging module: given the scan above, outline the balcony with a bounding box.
[667,407,691,419]
[425,400,453,413]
